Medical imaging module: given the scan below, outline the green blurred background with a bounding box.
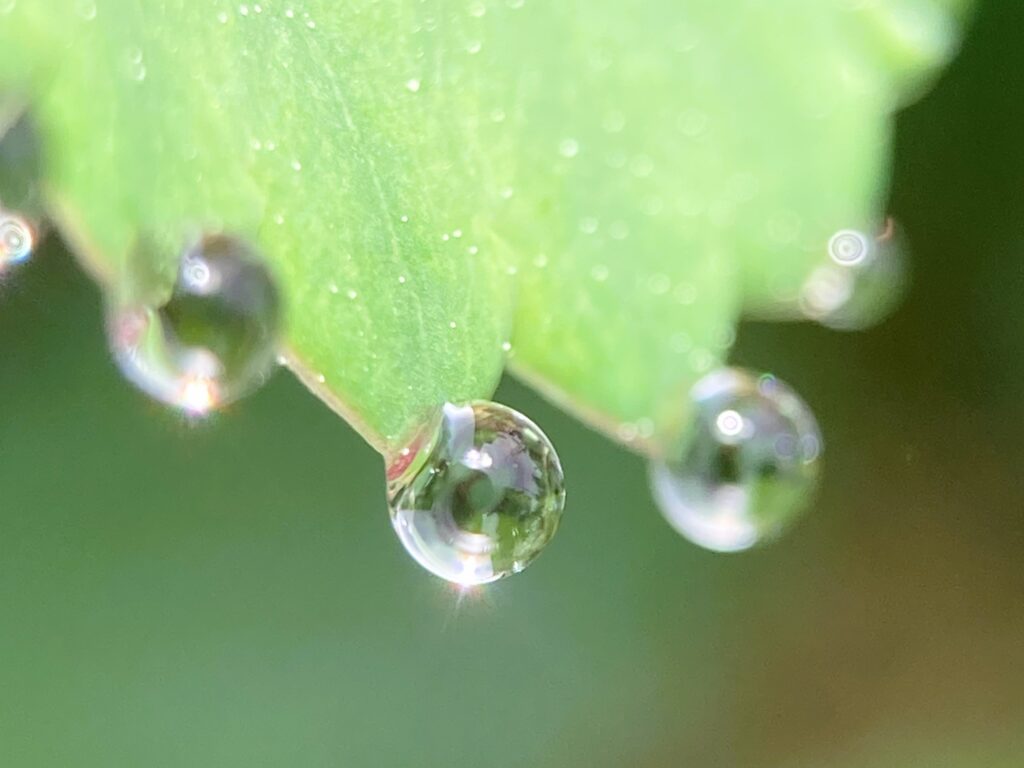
[2,2,1022,766]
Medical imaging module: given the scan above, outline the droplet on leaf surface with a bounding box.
[0,209,34,269]
[649,368,822,553]
[107,234,282,415]
[387,401,566,586]
[802,219,908,331]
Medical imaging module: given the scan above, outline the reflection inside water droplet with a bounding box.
[0,209,34,269]
[803,219,908,330]
[387,401,566,585]
[107,234,282,415]
[649,368,822,553]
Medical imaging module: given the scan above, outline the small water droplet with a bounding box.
[803,219,908,330]
[73,0,96,20]
[107,234,281,415]
[650,368,822,552]
[602,110,626,133]
[346,289,358,300]
[648,273,671,295]
[290,159,302,172]
[579,217,599,235]
[405,78,421,93]
[501,341,512,353]
[630,154,654,177]
[466,40,482,54]
[0,211,35,269]
[608,220,630,240]
[387,401,565,585]
[558,138,580,159]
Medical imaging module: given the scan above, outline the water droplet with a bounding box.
[558,138,580,159]
[602,110,626,133]
[405,78,421,93]
[803,219,908,330]
[73,0,96,20]
[106,234,281,415]
[608,220,630,240]
[466,40,482,54]
[387,401,566,585]
[649,368,822,552]
[0,211,35,269]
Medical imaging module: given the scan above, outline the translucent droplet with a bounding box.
[649,368,822,553]
[802,219,908,330]
[107,234,282,415]
[387,401,566,585]
[0,210,34,269]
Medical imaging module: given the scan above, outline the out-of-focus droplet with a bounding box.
[802,218,908,330]
[107,234,282,415]
[0,209,34,269]
[649,368,822,553]
[387,401,566,585]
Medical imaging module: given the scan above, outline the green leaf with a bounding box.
[0,0,969,456]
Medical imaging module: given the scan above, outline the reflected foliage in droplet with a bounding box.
[650,368,822,552]
[801,219,908,331]
[107,234,282,414]
[387,401,566,585]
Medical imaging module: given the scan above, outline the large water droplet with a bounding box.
[802,219,908,330]
[649,368,822,553]
[387,401,566,585]
[0,209,34,269]
[107,234,282,415]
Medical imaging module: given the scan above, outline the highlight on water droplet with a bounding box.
[649,367,822,553]
[0,209,35,270]
[802,218,908,330]
[106,233,282,416]
[386,401,566,586]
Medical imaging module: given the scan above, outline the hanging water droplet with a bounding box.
[649,368,822,553]
[0,209,35,269]
[387,401,566,585]
[802,219,908,330]
[107,234,282,415]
